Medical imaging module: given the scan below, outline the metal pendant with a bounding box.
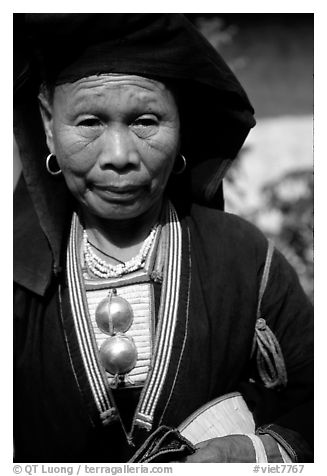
[95,292,134,335]
[99,334,138,375]
[95,288,137,377]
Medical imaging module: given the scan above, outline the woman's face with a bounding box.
[40,74,180,221]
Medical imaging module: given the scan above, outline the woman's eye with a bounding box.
[131,116,159,137]
[133,116,158,127]
[77,118,101,127]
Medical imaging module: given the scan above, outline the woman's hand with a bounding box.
[182,434,256,463]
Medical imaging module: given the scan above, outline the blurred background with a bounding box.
[188,13,314,301]
[13,14,313,300]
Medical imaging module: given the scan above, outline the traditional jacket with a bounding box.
[14,176,313,462]
[13,14,313,463]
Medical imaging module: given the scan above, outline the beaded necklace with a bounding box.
[82,222,160,387]
[66,201,182,436]
[83,225,158,279]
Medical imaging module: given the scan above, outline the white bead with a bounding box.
[84,225,158,278]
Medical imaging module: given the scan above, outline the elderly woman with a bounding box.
[14,14,313,463]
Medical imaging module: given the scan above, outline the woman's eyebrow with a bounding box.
[68,95,164,116]
[64,94,107,116]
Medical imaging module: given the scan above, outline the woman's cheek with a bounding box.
[62,172,89,201]
[143,135,178,175]
[149,163,174,198]
[55,132,99,173]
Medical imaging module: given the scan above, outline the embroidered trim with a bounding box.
[257,425,298,462]
[135,413,153,430]
[57,283,97,427]
[66,200,183,436]
[135,202,182,426]
[246,434,268,463]
[278,443,292,463]
[67,213,114,414]
[100,408,117,426]
[158,224,192,426]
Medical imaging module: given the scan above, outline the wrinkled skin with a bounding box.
[39,73,181,257]
[39,75,258,462]
[39,74,180,223]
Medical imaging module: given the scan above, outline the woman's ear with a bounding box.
[38,89,55,154]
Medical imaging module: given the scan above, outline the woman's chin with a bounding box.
[81,196,159,222]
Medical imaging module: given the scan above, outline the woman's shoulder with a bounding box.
[185,204,269,307]
[188,203,267,253]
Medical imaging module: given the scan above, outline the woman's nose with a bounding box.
[98,125,140,170]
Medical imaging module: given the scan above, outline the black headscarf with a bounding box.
[14,13,255,200]
[14,13,255,293]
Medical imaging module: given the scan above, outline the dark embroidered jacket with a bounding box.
[13,13,313,463]
[14,179,313,462]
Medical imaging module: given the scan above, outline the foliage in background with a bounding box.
[248,170,313,301]
[195,15,313,301]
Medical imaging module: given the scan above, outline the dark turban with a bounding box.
[14,13,255,219]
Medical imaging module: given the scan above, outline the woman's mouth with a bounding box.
[91,184,144,202]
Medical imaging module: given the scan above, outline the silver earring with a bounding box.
[173,154,187,175]
[46,153,62,176]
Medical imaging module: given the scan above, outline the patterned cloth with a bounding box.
[86,283,153,386]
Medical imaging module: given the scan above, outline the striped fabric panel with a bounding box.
[246,434,268,462]
[86,283,153,386]
[137,202,182,422]
[278,444,293,463]
[259,434,292,462]
[67,213,112,413]
[67,201,181,433]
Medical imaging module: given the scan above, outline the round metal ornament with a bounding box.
[99,335,138,375]
[94,288,138,379]
[95,294,134,335]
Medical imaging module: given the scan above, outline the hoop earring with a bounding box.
[46,153,62,176]
[173,154,187,175]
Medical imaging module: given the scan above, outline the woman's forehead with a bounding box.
[58,74,166,98]
[54,74,174,112]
